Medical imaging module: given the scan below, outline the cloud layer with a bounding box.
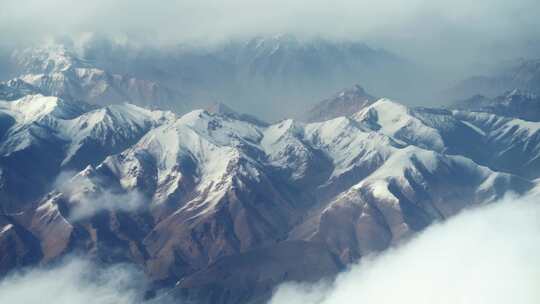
[0,258,147,304]
[1,0,539,69]
[269,193,540,304]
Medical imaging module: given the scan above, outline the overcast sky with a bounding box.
[1,0,539,69]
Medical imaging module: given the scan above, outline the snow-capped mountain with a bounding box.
[0,93,173,212]
[452,109,540,179]
[449,58,540,99]
[23,35,415,120]
[8,44,188,112]
[0,79,42,101]
[0,84,538,304]
[454,89,540,122]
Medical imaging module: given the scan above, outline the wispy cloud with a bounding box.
[54,170,146,221]
[269,193,540,304]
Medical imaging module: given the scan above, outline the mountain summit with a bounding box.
[302,84,376,122]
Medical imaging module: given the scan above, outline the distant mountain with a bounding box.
[8,44,189,112]
[206,101,268,126]
[47,34,417,119]
[0,83,538,303]
[301,84,376,122]
[449,58,540,99]
[454,89,540,122]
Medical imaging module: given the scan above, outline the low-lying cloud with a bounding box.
[0,257,147,304]
[269,193,540,304]
[54,171,146,221]
[68,189,145,221]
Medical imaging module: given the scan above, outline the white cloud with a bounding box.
[0,257,147,304]
[269,193,540,304]
[68,189,145,221]
[54,170,146,222]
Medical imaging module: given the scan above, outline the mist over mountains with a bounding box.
[1,1,540,304]
[1,34,426,120]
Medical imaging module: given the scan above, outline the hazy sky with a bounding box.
[1,0,539,70]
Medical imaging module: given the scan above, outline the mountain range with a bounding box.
[449,58,540,100]
[0,73,538,303]
[454,89,540,122]
[9,44,188,112]
[1,35,418,120]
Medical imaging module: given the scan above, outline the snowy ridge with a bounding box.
[354,99,446,151]
[99,110,266,213]
[453,110,540,177]
[51,96,539,217]
[302,116,397,180]
[12,44,90,74]
[54,97,537,228]
[0,93,174,209]
[454,89,540,122]
[0,94,173,159]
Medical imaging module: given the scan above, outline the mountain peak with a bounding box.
[336,84,370,98]
[503,88,538,99]
[302,84,376,122]
[12,44,89,74]
[454,88,540,121]
[205,102,268,126]
[205,102,237,116]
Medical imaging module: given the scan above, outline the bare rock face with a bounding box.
[143,176,297,281]
[0,215,42,276]
[172,241,343,304]
[310,148,532,264]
